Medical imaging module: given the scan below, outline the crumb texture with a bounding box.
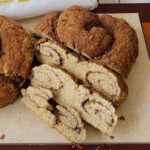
[30,64,118,136]
[21,85,86,142]
[35,40,128,103]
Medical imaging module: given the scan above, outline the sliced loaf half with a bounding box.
[30,64,118,136]
[21,86,86,142]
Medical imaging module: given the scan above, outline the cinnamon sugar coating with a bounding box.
[34,6,138,78]
[0,16,33,108]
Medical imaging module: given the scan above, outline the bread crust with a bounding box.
[94,15,139,78]
[0,16,33,108]
[0,75,19,108]
[34,6,138,78]
[35,12,61,41]
[56,6,112,58]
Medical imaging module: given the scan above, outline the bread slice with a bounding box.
[21,86,86,142]
[30,64,118,136]
[35,39,128,103]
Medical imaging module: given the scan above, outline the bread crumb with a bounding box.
[110,135,114,139]
[0,134,5,140]
[119,116,125,121]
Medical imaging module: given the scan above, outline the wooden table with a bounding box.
[1,3,150,150]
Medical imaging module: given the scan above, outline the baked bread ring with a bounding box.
[56,6,112,58]
[0,16,33,108]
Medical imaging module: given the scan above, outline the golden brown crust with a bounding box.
[56,6,112,58]
[0,16,33,79]
[0,16,33,108]
[93,15,139,78]
[35,12,61,41]
[0,75,19,108]
[34,6,138,78]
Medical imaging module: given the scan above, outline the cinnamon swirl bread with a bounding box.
[34,6,138,78]
[34,38,127,103]
[35,11,61,41]
[30,64,118,136]
[21,86,86,142]
[56,6,139,78]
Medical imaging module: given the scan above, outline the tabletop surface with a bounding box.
[1,3,150,150]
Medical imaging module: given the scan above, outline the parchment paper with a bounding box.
[0,13,150,143]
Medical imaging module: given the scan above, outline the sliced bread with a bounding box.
[30,64,118,136]
[35,39,128,103]
[21,86,86,142]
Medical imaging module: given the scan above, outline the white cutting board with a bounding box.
[0,13,150,143]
